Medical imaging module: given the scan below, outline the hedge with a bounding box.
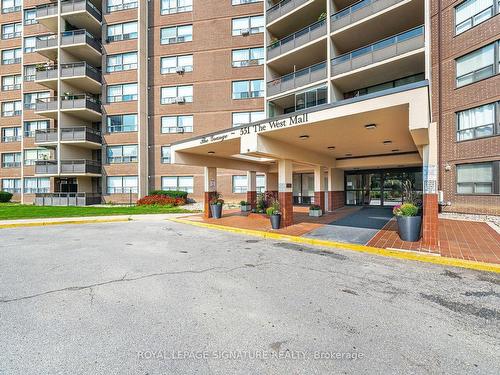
[0,191,13,203]
[149,190,188,200]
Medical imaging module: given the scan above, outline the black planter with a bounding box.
[210,204,223,219]
[396,215,422,242]
[270,214,281,229]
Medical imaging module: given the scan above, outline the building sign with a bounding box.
[197,113,310,146]
[423,165,437,194]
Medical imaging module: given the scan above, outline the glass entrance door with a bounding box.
[345,173,382,205]
[293,173,314,205]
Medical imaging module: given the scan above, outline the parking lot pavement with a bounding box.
[0,220,499,375]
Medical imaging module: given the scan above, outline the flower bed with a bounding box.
[137,195,185,206]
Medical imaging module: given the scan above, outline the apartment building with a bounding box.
[0,0,265,204]
[431,0,500,215]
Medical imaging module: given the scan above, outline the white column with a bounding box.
[247,171,256,192]
[204,167,217,193]
[278,159,293,193]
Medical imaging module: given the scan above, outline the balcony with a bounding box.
[60,29,102,67]
[267,61,327,97]
[61,0,102,35]
[267,19,327,61]
[35,65,58,89]
[267,0,309,24]
[34,128,58,145]
[61,160,102,175]
[35,160,58,175]
[35,192,102,206]
[60,62,101,94]
[332,0,402,31]
[61,127,102,148]
[36,3,58,32]
[60,94,102,121]
[35,34,58,60]
[35,97,58,119]
[332,26,424,77]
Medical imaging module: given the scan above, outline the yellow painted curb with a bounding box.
[0,217,131,229]
[168,217,500,274]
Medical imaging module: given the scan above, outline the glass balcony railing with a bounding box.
[267,0,309,24]
[331,25,424,76]
[60,29,101,53]
[61,160,101,174]
[61,0,102,22]
[35,34,57,49]
[331,0,403,30]
[267,61,327,96]
[36,2,58,18]
[60,62,101,83]
[35,128,58,143]
[35,64,58,81]
[35,192,102,206]
[60,94,102,113]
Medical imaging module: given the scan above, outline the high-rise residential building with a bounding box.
[0,0,265,205]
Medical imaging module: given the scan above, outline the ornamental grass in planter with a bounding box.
[393,203,421,242]
[266,198,281,229]
[209,192,224,219]
[309,204,322,217]
[240,200,252,212]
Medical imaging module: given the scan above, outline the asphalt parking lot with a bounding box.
[0,219,499,374]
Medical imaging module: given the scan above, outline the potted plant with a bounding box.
[209,192,224,219]
[393,203,421,241]
[266,198,281,229]
[240,200,251,212]
[309,204,322,217]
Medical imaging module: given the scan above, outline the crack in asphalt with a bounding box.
[0,263,273,304]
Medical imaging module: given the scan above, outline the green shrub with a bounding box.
[393,203,419,217]
[149,190,188,200]
[240,201,248,206]
[266,207,275,216]
[0,191,13,203]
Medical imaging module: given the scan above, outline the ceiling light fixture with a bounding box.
[208,151,215,154]
[345,153,352,157]
[364,124,377,129]
[327,146,335,150]
[299,135,309,139]
[383,140,392,144]
[392,149,400,152]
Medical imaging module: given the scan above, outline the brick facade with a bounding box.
[278,192,293,228]
[328,191,345,211]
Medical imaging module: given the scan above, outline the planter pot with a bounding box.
[309,209,322,217]
[396,215,422,242]
[240,205,252,212]
[210,204,223,219]
[270,214,281,229]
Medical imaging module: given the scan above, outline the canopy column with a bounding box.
[204,167,217,218]
[278,159,293,227]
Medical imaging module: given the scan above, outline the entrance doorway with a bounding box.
[56,178,78,193]
[293,173,314,205]
[345,168,422,207]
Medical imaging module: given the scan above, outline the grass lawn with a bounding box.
[0,203,195,220]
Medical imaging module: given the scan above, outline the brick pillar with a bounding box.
[204,192,215,218]
[204,167,217,219]
[314,191,325,211]
[278,192,293,227]
[328,191,345,210]
[246,191,257,209]
[327,168,344,211]
[422,193,439,247]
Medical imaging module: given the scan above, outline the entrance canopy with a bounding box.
[171,82,431,173]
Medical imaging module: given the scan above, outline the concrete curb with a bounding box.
[168,218,500,274]
[0,218,131,229]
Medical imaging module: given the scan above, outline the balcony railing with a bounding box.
[35,192,102,206]
[61,94,102,113]
[331,0,402,30]
[35,64,58,81]
[61,160,101,174]
[36,2,58,18]
[61,29,102,53]
[61,0,102,22]
[61,127,102,144]
[35,97,58,112]
[1,135,22,142]
[35,160,58,174]
[1,162,21,168]
[60,62,101,83]
[35,34,58,49]
[267,19,327,60]
[267,61,327,96]
[331,25,424,76]
[267,0,309,24]
[35,128,58,143]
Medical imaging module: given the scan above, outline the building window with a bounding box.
[456,42,497,87]
[1,152,21,168]
[24,8,37,25]
[24,148,51,166]
[457,102,498,141]
[160,25,193,44]
[295,85,328,111]
[23,37,36,53]
[161,115,193,133]
[161,176,194,193]
[107,0,138,12]
[24,177,50,193]
[161,146,171,164]
[232,79,264,99]
[24,91,50,109]
[107,83,138,103]
[232,111,265,127]
[344,73,425,99]
[1,178,21,193]
[232,174,265,193]
[106,52,138,73]
[161,0,192,14]
[232,47,264,67]
[1,48,22,65]
[107,21,138,42]
[1,22,21,39]
[2,0,21,14]
[161,85,193,104]
[106,145,138,164]
[456,162,499,194]
[1,100,22,117]
[24,120,49,137]
[1,127,21,142]
[232,0,263,4]
[455,0,496,35]
[107,176,138,194]
[24,65,36,81]
[107,114,138,133]
[160,54,193,74]
[232,15,264,36]
[1,74,21,91]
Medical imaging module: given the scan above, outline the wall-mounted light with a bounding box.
[445,164,451,171]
